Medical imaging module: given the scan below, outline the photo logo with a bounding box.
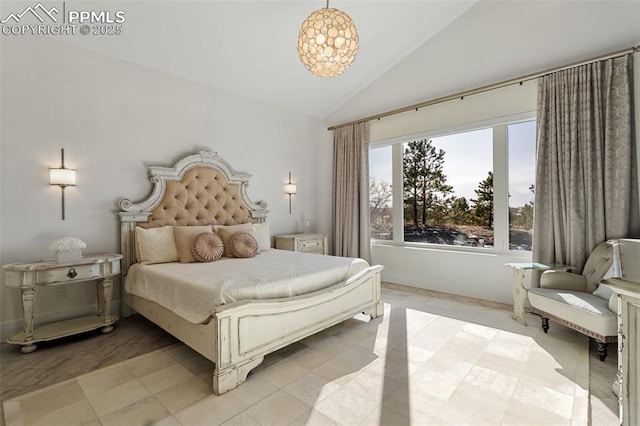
[1,2,126,36]
[1,2,59,24]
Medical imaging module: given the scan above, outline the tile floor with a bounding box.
[3,286,619,425]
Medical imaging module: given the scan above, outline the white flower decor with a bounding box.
[49,237,87,252]
[49,237,86,263]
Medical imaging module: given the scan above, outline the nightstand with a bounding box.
[275,233,328,255]
[2,254,122,353]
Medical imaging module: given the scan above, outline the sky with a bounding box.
[370,120,536,208]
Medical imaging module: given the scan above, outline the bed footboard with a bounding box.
[124,265,383,395]
[211,265,383,394]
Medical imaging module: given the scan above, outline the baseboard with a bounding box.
[382,281,513,311]
[0,300,122,342]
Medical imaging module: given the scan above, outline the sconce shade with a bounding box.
[50,168,76,186]
[284,183,297,195]
[285,172,296,214]
[50,148,76,221]
[297,5,359,78]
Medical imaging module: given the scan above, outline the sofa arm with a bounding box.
[540,270,587,291]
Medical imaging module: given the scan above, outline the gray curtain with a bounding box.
[533,54,639,279]
[332,122,371,262]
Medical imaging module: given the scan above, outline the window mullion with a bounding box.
[493,124,509,251]
[392,144,404,243]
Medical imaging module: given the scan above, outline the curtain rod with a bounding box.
[327,45,640,131]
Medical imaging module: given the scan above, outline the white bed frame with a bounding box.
[118,151,384,394]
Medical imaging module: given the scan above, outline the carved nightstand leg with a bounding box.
[21,288,37,352]
[21,344,37,354]
[99,278,114,334]
[595,340,608,362]
[511,268,528,326]
[97,279,104,317]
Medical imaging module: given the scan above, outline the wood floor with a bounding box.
[0,315,177,423]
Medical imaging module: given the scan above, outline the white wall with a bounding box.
[369,81,537,143]
[0,36,332,339]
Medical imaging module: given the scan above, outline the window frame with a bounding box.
[369,111,536,254]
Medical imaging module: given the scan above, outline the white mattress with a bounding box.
[124,249,370,323]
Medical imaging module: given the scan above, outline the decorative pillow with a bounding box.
[192,232,224,262]
[215,223,254,256]
[252,222,271,252]
[135,226,179,264]
[229,232,259,258]
[214,223,253,234]
[173,226,213,263]
[593,283,614,301]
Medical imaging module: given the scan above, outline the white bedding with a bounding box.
[124,249,370,323]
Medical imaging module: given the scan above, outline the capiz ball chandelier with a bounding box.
[297,1,359,78]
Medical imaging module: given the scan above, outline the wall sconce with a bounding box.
[49,148,76,220]
[284,172,297,214]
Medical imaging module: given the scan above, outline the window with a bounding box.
[403,129,494,247]
[369,116,536,251]
[508,121,536,250]
[370,145,393,241]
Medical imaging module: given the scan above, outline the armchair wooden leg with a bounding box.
[541,317,549,333]
[595,340,608,361]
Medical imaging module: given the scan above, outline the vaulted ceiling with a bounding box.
[45,1,640,124]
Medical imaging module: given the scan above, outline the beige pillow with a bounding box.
[215,223,254,256]
[192,232,224,262]
[252,223,271,251]
[229,232,259,258]
[173,226,213,263]
[135,226,179,264]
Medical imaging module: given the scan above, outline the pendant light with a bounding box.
[297,1,359,78]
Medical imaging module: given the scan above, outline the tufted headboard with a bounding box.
[118,151,268,274]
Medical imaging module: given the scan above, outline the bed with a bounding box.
[118,151,384,394]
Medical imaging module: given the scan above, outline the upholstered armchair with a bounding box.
[528,241,616,361]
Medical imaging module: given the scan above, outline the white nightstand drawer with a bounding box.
[36,263,101,285]
[275,233,328,255]
[303,248,325,255]
[297,240,323,252]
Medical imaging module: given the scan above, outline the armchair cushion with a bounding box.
[581,241,614,293]
[540,270,587,292]
[528,288,617,336]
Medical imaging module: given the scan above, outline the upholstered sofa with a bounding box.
[528,241,617,361]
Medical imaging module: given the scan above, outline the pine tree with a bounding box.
[403,139,452,225]
[449,196,471,224]
[471,171,494,228]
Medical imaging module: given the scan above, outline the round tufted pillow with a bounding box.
[229,232,259,258]
[192,232,224,262]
